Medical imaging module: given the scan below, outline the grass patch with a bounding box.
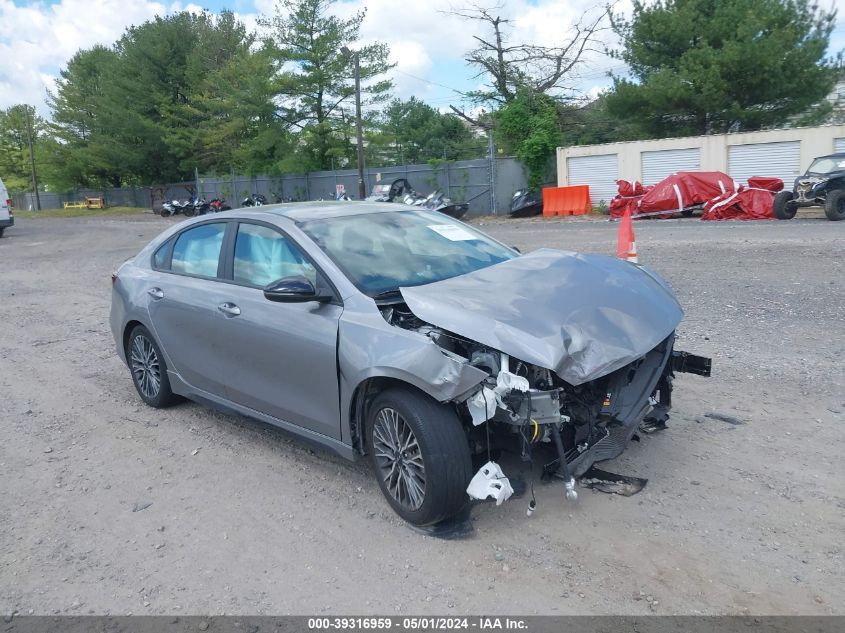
[13,206,150,220]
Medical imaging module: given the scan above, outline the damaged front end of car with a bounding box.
[381,249,712,509]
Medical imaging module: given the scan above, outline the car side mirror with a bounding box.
[264,276,332,303]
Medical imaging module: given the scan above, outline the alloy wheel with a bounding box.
[130,334,161,399]
[372,407,427,511]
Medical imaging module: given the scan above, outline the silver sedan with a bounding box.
[111,203,709,527]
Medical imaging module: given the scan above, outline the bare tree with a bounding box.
[445,2,608,125]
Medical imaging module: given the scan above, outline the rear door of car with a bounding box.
[146,220,235,396]
[210,220,343,439]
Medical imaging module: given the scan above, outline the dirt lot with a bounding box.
[1,211,843,617]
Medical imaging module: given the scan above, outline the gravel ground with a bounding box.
[0,211,843,617]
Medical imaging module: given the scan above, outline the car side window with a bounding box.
[171,223,226,278]
[234,223,317,288]
[153,238,172,270]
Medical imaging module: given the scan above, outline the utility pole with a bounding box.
[24,106,41,211]
[341,46,366,200]
[488,129,497,215]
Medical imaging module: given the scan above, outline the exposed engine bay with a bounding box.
[380,300,712,507]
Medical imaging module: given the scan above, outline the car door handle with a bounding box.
[218,302,241,317]
[147,287,164,299]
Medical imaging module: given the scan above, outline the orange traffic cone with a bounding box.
[616,208,638,263]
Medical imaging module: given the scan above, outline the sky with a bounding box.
[1,0,844,117]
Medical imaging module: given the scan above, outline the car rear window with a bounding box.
[171,223,226,278]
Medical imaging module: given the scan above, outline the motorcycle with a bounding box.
[421,190,469,220]
[191,198,210,215]
[241,193,267,207]
[208,198,231,213]
[160,199,193,218]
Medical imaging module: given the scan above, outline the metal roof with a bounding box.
[223,201,402,222]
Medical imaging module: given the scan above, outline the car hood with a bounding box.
[400,249,683,386]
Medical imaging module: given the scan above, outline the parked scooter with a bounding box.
[241,193,267,207]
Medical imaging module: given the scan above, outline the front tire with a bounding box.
[367,387,472,526]
[127,325,179,408]
[824,189,845,221]
[773,190,797,219]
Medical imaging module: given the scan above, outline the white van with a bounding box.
[0,177,12,237]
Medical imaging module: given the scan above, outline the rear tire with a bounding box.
[0,228,4,238]
[127,325,180,408]
[773,190,797,219]
[367,387,472,526]
[824,189,845,221]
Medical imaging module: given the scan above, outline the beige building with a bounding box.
[556,125,845,204]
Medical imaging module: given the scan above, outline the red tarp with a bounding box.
[637,171,735,217]
[701,176,783,221]
[609,180,651,219]
[609,172,736,219]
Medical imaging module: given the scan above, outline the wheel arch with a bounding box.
[122,320,146,360]
[348,376,462,455]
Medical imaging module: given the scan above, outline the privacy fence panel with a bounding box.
[197,157,527,216]
[18,157,528,216]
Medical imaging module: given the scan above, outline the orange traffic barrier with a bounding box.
[542,185,591,216]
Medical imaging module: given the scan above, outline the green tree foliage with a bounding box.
[494,90,561,189]
[606,0,841,137]
[0,105,43,192]
[369,97,482,165]
[45,46,123,188]
[46,11,274,188]
[262,0,394,171]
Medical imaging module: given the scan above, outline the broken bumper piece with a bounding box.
[466,461,514,506]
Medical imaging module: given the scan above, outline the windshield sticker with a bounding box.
[428,224,476,241]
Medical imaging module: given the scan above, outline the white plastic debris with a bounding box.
[495,370,529,394]
[466,370,531,426]
[466,461,514,506]
[467,387,498,426]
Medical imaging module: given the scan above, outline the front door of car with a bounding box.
[213,222,343,439]
[147,221,233,396]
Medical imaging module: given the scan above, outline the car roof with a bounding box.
[813,152,845,160]
[212,201,405,223]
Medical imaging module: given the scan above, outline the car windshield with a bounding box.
[299,209,517,297]
[807,157,845,174]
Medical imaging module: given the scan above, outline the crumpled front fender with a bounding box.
[336,303,488,447]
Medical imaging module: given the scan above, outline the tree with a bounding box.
[606,0,841,137]
[46,11,268,188]
[447,3,607,124]
[45,46,124,188]
[494,90,561,188]
[371,98,482,164]
[261,0,394,171]
[0,105,43,192]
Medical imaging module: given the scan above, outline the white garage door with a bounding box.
[835,138,845,153]
[728,141,801,185]
[567,154,618,204]
[641,148,700,185]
